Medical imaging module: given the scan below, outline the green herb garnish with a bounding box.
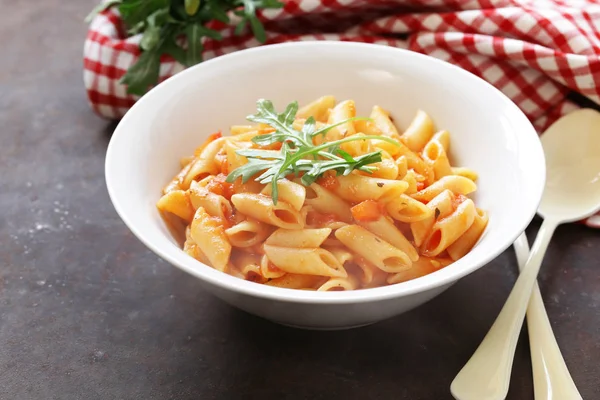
[86,0,283,95]
[225,99,401,203]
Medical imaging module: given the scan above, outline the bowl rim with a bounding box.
[105,41,545,304]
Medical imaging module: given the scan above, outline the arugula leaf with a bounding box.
[120,49,161,96]
[226,99,401,203]
[86,0,282,95]
[185,23,204,66]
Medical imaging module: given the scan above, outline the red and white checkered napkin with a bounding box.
[84,0,600,227]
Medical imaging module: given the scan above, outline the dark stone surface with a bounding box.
[1,1,599,399]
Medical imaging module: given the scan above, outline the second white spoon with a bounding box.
[514,233,582,400]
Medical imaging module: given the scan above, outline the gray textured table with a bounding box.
[1,1,599,399]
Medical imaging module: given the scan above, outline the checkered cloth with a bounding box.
[84,0,600,227]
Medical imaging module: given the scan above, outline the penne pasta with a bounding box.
[304,183,353,223]
[265,227,331,248]
[188,182,232,220]
[370,106,401,139]
[411,175,477,203]
[231,193,305,229]
[452,167,479,181]
[326,100,356,141]
[447,208,489,260]
[158,96,487,291]
[432,130,450,152]
[317,275,359,291]
[359,215,419,261]
[422,139,452,180]
[157,189,195,223]
[386,194,434,223]
[410,189,455,247]
[265,274,327,290]
[335,225,412,273]
[421,198,477,257]
[402,109,434,152]
[190,207,232,271]
[183,137,225,187]
[261,179,306,211]
[333,175,408,202]
[260,255,287,279]
[297,95,336,122]
[225,219,271,248]
[264,245,347,278]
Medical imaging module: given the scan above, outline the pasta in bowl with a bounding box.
[157,96,489,292]
[105,41,544,329]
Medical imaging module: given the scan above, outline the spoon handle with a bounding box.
[514,233,582,400]
[450,219,559,400]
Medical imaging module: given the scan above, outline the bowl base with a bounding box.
[274,320,377,331]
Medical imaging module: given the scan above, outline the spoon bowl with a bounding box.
[539,109,600,222]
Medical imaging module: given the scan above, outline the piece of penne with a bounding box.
[387,256,449,284]
[304,183,353,223]
[411,175,477,203]
[395,156,408,180]
[190,207,232,271]
[231,193,305,229]
[224,140,249,173]
[410,189,455,247]
[402,109,435,152]
[188,182,232,220]
[401,169,419,194]
[340,133,372,157]
[333,175,408,202]
[452,167,479,182]
[359,215,419,261]
[422,138,452,180]
[264,245,347,278]
[265,228,332,248]
[163,161,193,194]
[297,95,336,122]
[421,198,477,257]
[326,100,356,141]
[157,189,195,223]
[225,219,271,248]
[229,125,257,135]
[260,255,287,279]
[335,225,412,273]
[261,179,306,211]
[324,246,354,265]
[265,274,327,290]
[386,194,434,223]
[183,226,210,264]
[367,150,399,179]
[432,130,450,152]
[317,276,359,291]
[370,105,401,139]
[183,137,224,187]
[447,208,489,260]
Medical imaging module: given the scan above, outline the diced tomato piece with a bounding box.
[307,211,338,226]
[194,131,222,156]
[206,173,234,200]
[316,175,339,190]
[416,181,426,191]
[350,200,382,222]
[452,194,468,209]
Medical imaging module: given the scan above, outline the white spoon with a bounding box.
[514,233,582,400]
[451,108,600,400]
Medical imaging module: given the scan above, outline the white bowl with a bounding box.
[105,42,545,330]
